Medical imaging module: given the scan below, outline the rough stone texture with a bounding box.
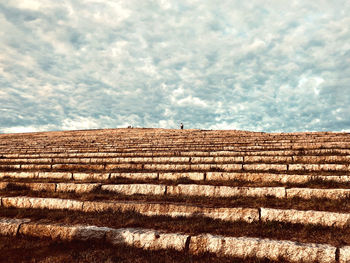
[206,172,310,184]
[167,184,216,197]
[158,172,204,181]
[82,200,258,223]
[106,228,189,251]
[73,173,109,181]
[293,155,349,163]
[287,188,350,199]
[101,184,166,195]
[261,207,350,227]
[38,172,72,180]
[320,175,350,183]
[189,234,336,263]
[0,218,31,236]
[19,222,108,241]
[110,172,158,180]
[191,157,215,163]
[167,184,285,198]
[105,163,143,170]
[245,156,292,163]
[215,164,243,171]
[2,197,84,211]
[0,172,37,179]
[82,200,120,212]
[216,186,286,198]
[339,246,350,263]
[289,164,349,172]
[52,164,105,170]
[243,164,287,171]
[21,164,51,170]
[56,183,100,193]
[206,172,350,184]
[214,156,244,163]
[0,182,8,190]
[203,207,258,222]
[143,164,190,171]
[188,164,211,171]
[22,183,56,192]
[153,157,190,163]
[55,158,90,164]
[0,164,21,169]
[26,158,52,163]
[2,196,35,209]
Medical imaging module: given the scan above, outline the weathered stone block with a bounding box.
[38,172,72,180]
[101,184,166,195]
[56,183,100,193]
[106,228,189,251]
[73,173,109,181]
[261,207,350,227]
[189,234,336,263]
[110,172,157,180]
[0,218,31,236]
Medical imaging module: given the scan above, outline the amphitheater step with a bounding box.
[0,217,343,263]
[4,181,350,200]
[1,128,350,262]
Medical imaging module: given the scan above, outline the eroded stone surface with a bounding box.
[107,228,189,251]
[73,173,109,181]
[167,184,285,198]
[203,207,259,222]
[110,172,157,180]
[0,182,8,190]
[167,184,216,197]
[339,246,350,263]
[261,207,350,227]
[158,172,204,181]
[189,234,336,263]
[38,172,72,180]
[287,188,350,199]
[0,218,31,236]
[289,164,349,172]
[19,223,108,241]
[56,183,100,193]
[0,172,37,179]
[2,197,83,211]
[206,172,350,184]
[82,199,259,223]
[101,184,166,195]
[206,172,310,183]
[23,183,56,192]
[217,186,286,198]
[243,164,287,171]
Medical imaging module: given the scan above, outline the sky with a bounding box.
[0,0,350,133]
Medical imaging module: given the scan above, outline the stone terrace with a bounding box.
[1,128,350,262]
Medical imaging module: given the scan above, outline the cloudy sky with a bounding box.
[0,0,349,133]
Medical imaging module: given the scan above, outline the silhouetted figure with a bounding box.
[180,123,184,130]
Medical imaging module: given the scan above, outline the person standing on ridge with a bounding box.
[180,123,184,130]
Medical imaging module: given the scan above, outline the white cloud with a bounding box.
[176,96,208,108]
[0,0,350,133]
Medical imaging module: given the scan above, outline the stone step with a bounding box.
[0,196,259,223]
[1,217,345,263]
[2,171,350,185]
[2,155,350,164]
[3,196,350,228]
[1,162,349,173]
[2,148,350,158]
[5,180,350,200]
